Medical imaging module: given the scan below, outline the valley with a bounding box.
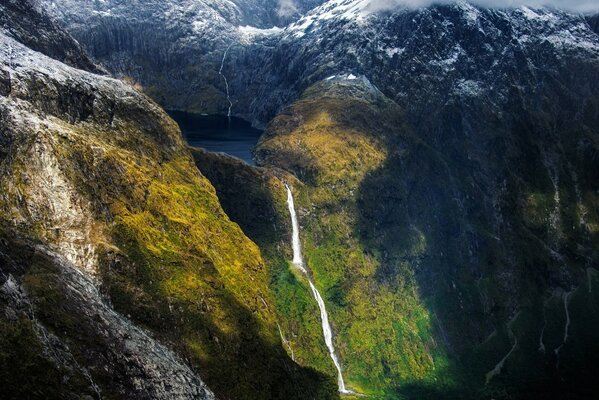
[1,1,599,399]
[168,111,263,165]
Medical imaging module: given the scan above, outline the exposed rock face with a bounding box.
[588,14,599,35]
[0,234,215,400]
[0,4,337,400]
[0,30,179,276]
[39,1,599,127]
[37,0,326,115]
[0,0,100,73]
[0,20,217,400]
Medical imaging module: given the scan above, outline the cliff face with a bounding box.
[252,73,599,398]
[0,0,100,73]
[38,1,599,128]
[36,0,326,116]
[0,4,336,400]
[0,233,215,400]
[5,1,599,399]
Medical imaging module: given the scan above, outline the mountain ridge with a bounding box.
[2,0,599,398]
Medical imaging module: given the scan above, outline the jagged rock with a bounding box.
[0,69,10,96]
[0,4,337,400]
[0,0,101,73]
[0,233,216,400]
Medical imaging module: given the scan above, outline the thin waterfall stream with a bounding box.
[285,184,352,395]
[219,44,233,119]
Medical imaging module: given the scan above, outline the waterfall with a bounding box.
[485,312,520,385]
[286,184,307,273]
[554,290,573,360]
[218,44,233,119]
[285,184,351,394]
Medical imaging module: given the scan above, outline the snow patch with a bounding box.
[454,79,484,97]
[385,47,405,58]
[238,25,283,41]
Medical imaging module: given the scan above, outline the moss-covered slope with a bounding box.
[250,75,599,399]
[0,17,335,399]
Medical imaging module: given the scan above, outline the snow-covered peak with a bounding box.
[238,25,283,43]
[286,0,373,38]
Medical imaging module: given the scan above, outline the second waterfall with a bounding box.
[285,184,351,394]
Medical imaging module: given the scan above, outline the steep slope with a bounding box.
[43,1,599,129]
[254,71,599,398]
[234,2,599,122]
[0,4,336,399]
[39,0,326,115]
[0,232,215,400]
[0,0,100,73]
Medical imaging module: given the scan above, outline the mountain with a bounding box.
[38,0,326,115]
[6,0,599,399]
[588,14,599,34]
[0,2,336,399]
[0,0,100,72]
[248,3,599,397]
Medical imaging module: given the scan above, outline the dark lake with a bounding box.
[168,110,263,165]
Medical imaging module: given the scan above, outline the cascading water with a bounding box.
[286,184,306,273]
[218,44,233,120]
[285,184,351,394]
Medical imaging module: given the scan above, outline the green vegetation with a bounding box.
[250,79,599,398]
[190,149,337,381]
[0,92,336,398]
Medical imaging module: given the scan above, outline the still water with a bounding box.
[168,110,263,165]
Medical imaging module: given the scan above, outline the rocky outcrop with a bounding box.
[0,31,179,275]
[588,14,599,35]
[0,232,215,400]
[0,0,100,73]
[0,5,337,399]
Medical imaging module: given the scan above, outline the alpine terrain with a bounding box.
[1,0,599,399]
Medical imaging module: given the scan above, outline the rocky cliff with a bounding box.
[0,0,100,72]
[6,0,599,399]
[0,3,336,399]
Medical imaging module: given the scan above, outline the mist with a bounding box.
[366,0,599,13]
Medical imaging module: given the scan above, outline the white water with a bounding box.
[554,290,573,359]
[485,312,520,385]
[218,44,233,118]
[277,323,295,362]
[286,184,306,272]
[285,184,351,394]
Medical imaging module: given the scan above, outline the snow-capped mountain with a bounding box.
[6,1,599,398]
[40,0,599,126]
[242,1,599,122]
